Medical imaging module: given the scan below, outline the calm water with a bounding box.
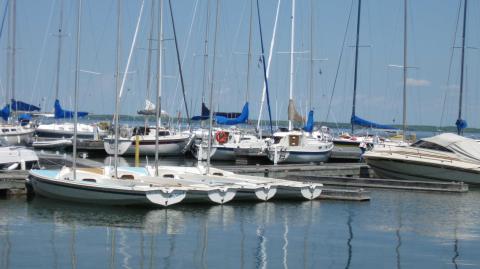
[0,188,479,269]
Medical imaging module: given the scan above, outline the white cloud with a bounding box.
[406,78,431,87]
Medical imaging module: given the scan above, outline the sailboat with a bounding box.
[34,0,107,150]
[266,0,333,164]
[0,0,35,146]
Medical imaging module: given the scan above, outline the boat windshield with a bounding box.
[411,140,453,153]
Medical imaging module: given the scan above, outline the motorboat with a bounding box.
[0,124,34,146]
[0,146,38,170]
[363,133,480,184]
[267,129,334,164]
[103,127,194,156]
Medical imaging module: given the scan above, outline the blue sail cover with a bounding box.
[191,102,210,121]
[0,105,10,121]
[11,99,40,112]
[54,99,88,119]
[303,110,314,132]
[456,119,467,133]
[351,115,396,130]
[215,102,249,125]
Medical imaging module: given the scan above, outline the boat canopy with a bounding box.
[54,99,88,119]
[418,133,480,163]
[303,110,314,132]
[351,115,396,130]
[215,102,248,125]
[11,99,40,112]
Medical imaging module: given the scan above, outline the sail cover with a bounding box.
[455,119,467,133]
[54,99,88,119]
[215,102,249,125]
[191,102,243,121]
[0,105,10,121]
[11,99,40,112]
[303,110,314,132]
[288,99,305,123]
[351,115,396,130]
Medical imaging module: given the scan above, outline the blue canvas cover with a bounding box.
[0,105,10,121]
[54,99,88,119]
[215,102,249,125]
[456,119,467,133]
[351,115,396,130]
[11,99,40,111]
[303,110,314,132]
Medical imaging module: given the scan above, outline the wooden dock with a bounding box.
[286,174,469,193]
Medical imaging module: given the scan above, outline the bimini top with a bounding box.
[413,133,480,163]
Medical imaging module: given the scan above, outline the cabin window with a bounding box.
[2,129,9,132]
[289,135,300,146]
[411,140,453,153]
[82,178,96,183]
[240,137,251,141]
[163,174,175,179]
[273,137,282,144]
[213,172,223,176]
[120,174,135,180]
[158,131,170,136]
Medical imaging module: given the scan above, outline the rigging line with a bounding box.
[0,0,8,39]
[168,0,191,127]
[325,0,354,123]
[30,0,56,106]
[439,0,462,129]
[168,0,198,122]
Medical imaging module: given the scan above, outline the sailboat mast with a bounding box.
[73,0,82,180]
[54,0,64,102]
[154,0,164,177]
[201,0,210,104]
[351,0,361,134]
[309,0,314,111]
[288,0,295,131]
[206,0,220,174]
[457,0,467,135]
[113,0,122,178]
[402,0,407,141]
[145,0,156,104]
[11,0,16,104]
[245,0,253,102]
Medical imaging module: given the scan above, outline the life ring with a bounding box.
[215,131,228,144]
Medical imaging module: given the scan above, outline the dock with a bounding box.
[286,174,469,193]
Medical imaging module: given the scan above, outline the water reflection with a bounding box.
[0,189,478,268]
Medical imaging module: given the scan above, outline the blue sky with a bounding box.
[1,0,479,128]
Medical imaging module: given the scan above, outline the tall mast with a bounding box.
[402,0,407,140]
[11,0,16,104]
[351,0,361,134]
[6,0,12,108]
[54,0,65,102]
[201,0,211,104]
[288,0,295,131]
[206,0,220,174]
[245,0,253,102]
[73,0,82,180]
[457,0,467,135]
[145,0,156,103]
[168,0,191,129]
[113,0,122,178]
[154,0,164,177]
[309,0,314,110]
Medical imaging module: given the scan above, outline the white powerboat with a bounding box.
[267,129,334,164]
[0,146,38,170]
[104,127,194,156]
[0,124,34,146]
[35,122,107,140]
[363,133,480,184]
